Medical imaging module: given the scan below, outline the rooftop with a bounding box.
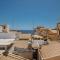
[0,39,15,45]
[40,41,60,60]
[14,40,28,48]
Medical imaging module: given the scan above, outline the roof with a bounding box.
[0,39,15,45]
[40,41,60,60]
[14,40,28,48]
[14,40,45,49]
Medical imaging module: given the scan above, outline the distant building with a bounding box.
[18,33,31,40]
[35,26,48,37]
[0,24,9,33]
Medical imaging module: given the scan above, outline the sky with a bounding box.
[0,0,60,30]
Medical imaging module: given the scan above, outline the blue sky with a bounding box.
[0,0,60,30]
